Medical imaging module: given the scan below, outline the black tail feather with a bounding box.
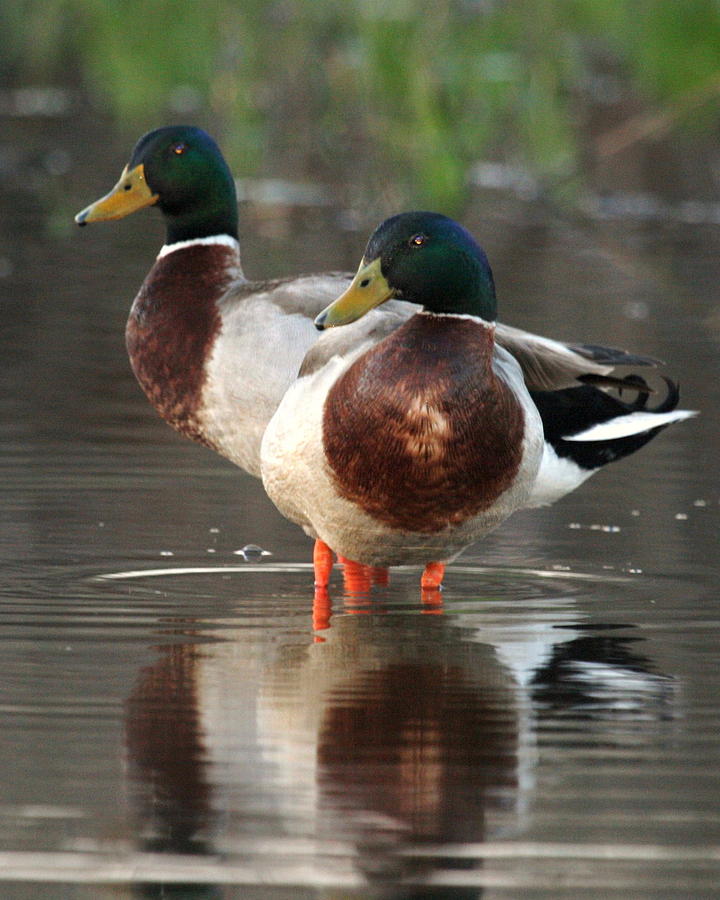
[571,343,663,368]
[531,377,681,471]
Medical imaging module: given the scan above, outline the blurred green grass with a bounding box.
[3,0,720,211]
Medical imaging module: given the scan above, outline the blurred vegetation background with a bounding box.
[2,0,720,215]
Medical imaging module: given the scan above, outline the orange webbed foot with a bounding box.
[421,561,445,590]
[338,555,373,594]
[336,557,389,591]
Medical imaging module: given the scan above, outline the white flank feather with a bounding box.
[564,409,697,443]
[525,444,595,508]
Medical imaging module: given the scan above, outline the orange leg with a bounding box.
[313,539,335,587]
[420,561,445,614]
[421,561,446,590]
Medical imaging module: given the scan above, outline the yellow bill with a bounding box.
[314,257,393,329]
[75,163,158,226]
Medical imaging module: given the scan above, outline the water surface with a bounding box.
[1,115,719,898]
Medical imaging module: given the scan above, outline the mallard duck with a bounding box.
[261,212,695,590]
[75,125,360,476]
[75,127,685,485]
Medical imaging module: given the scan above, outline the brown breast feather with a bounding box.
[125,245,235,448]
[323,315,525,533]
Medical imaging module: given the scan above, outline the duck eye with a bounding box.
[409,233,427,247]
[171,142,187,156]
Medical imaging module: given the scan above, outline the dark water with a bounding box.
[2,117,720,898]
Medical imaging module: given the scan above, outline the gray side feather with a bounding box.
[224,271,353,318]
[224,273,660,392]
[494,323,660,391]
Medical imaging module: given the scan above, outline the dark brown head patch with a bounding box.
[125,244,236,447]
[322,315,525,533]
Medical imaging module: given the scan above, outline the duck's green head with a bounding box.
[75,126,238,244]
[315,211,496,329]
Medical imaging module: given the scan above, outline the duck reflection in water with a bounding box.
[125,640,221,899]
[315,649,518,895]
[123,591,676,899]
